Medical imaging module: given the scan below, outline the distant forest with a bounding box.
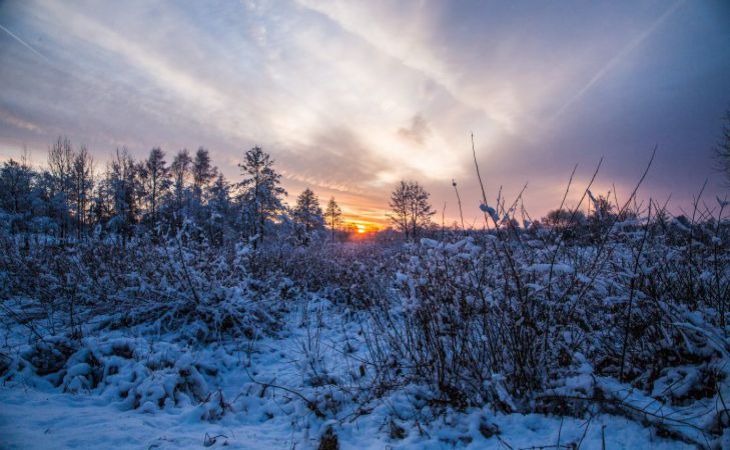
[0,138,358,246]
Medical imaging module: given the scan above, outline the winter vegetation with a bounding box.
[0,137,728,449]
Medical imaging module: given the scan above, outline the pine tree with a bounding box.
[189,147,216,236]
[192,147,216,195]
[292,188,324,244]
[0,158,35,233]
[169,149,192,231]
[207,173,233,247]
[140,147,170,232]
[324,197,342,241]
[237,146,286,244]
[104,148,140,239]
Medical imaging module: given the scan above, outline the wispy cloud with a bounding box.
[553,0,687,119]
[0,108,41,133]
[0,0,727,221]
[0,23,48,62]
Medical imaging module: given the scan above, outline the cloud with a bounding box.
[552,0,687,119]
[0,108,41,133]
[0,23,48,62]
[397,115,431,146]
[0,0,727,222]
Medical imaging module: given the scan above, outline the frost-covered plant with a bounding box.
[359,191,728,444]
[0,224,284,344]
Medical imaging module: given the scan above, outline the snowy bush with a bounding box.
[355,211,729,446]
[0,230,285,344]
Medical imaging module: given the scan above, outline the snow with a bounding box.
[479,204,499,222]
[525,263,575,274]
[0,388,292,449]
[0,298,697,449]
[0,385,690,449]
[1,197,727,448]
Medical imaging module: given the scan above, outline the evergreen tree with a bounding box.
[207,173,233,247]
[104,148,140,239]
[188,147,217,237]
[0,158,35,233]
[237,146,286,244]
[192,147,216,193]
[169,149,192,231]
[324,197,342,241]
[292,188,324,244]
[140,147,170,231]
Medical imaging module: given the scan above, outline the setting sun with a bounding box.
[343,218,382,236]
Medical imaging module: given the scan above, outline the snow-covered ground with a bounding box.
[0,297,698,449]
[0,387,693,449]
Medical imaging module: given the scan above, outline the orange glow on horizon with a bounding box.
[342,216,384,236]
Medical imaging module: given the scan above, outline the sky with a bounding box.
[0,0,729,228]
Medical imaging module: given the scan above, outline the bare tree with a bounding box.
[48,136,74,239]
[388,181,410,239]
[388,180,435,241]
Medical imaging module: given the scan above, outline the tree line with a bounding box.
[0,139,352,247]
[2,137,636,246]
